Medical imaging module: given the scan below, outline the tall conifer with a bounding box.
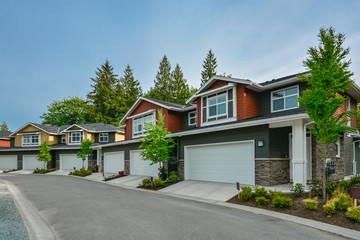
[201,49,217,86]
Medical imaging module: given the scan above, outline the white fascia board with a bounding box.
[128,109,156,119]
[60,124,94,133]
[195,83,235,98]
[17,131,41,135]
[51,147,82,150]
[91,139,140,149]
[260,76,301,91]
[169,113,309,138]
[0,148,39,152]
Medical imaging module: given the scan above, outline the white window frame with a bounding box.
[207,93,227,119]
[271,85,299,113]
[22,134,40,147]
[133,113,155,138]
[347,97,351,127]
[99,133,109,143]
[68,130,83,145]
[336,138,341,158]
[188,111,197,126]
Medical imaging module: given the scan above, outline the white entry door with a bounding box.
[0,155,17,170]
[104,151,124,173]
[185,141,255,184]
[60,154,87,170]
[130,150,158,177]
[23,155,44,169]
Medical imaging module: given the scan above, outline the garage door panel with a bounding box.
[23,155,44,170]
[60,154,88,170]
[185,141,254,184]
[104,152,124,173]
[0,156,17,170]
[130,151,158,177]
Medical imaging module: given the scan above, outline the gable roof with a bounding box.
[119,97,195,124]
[0,131,12,140]
[9,122,61,137]
[61,123,124,133]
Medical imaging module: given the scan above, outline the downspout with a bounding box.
[303,121,314,189]
[353,140,360,176]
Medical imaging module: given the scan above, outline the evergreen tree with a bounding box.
[120,64,142,111]
[148,55,173,102]
[0,121,9,131]
[201,49,217,86]
[171,63,191,105]
[87,60,124,126]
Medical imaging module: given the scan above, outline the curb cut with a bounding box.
[0,179,56,240]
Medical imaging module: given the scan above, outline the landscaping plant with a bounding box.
[142,178,152,188]
[347,206,360,222]
[323,199,336,217]
[37,140,52,169]
[240,186,252,202]
[70,168,92,177]
[302,197,318,211]
[290,183,305,197]
[153,178,164,187]
[269,190,284,198]
[166,171,179,183]
[33,168,56,174]
[272,196,292,208]
[77,139,93,169]
[254,186,267,197]
[255,196,270,206]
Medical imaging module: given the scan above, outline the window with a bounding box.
[22,134,39,146]
[272,86,299,112]
[69,131,83,144]
[336,138,341,157]
[347,97,351,127]
[188,111,197,126]
[133,114,155,137]
[99,133,109,142]
[61,135,66,143]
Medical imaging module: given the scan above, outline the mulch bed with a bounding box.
[227,193,360,231]
[137,181,179,191]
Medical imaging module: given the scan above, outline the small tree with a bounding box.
[37,140,52,169]
[0,121,9,131]
[298,27,354,200]
[139,110,175,176]
[77,139,93,169]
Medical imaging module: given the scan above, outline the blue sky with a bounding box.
[1,0,360,131]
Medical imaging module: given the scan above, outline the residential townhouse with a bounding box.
[0,131,11,148]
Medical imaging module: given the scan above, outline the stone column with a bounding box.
[292,119,305,185]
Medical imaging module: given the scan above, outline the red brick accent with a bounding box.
[0,140,10,148]
[125,118,133,140]
[197,98,201,127]
[207,80,228,90]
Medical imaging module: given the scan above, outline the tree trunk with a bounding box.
[322,143,327,201]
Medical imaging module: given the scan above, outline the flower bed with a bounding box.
[33,168,57,174]
[69,169,92,177]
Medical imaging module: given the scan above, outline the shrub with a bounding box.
[70,168,92,177]
[104,174,122,181]
[33,168,56,174]
[272,196,292,208]
[254,186,267,197]
[309,178,323,197]
[255,196,270,206]
[290,183,305,197]
[142,178,152,187]
[347,206,360,222]
[153,178,164,187]
[269,190,284,198]
[323,199,336,217]
[338,180,351,193]
[326,181,338,196]
[240,186,252,202]
[166,171,179,183]
[302,197,318,211]
[334,193,351,211]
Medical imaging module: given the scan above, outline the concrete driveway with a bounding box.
[159,180,238,201]
[106,175,147,187]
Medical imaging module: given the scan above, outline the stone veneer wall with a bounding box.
[312,135,345,181]
[17,159,22,169]
[177,160,184,180]
[255,160,290,186]
[124,160,130,175]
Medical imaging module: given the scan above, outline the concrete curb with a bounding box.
[0,180,56,240]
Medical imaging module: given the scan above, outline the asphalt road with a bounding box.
[0,175,350,240]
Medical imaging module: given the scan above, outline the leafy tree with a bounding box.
[119,64,142,113]
[0,121,9,131]
[40,97,89,126]
[77,139,93,169]
[148,55,173,102]
[171,63,192,105]
[298,27,354,200]
[219,72,232,78]
[201,49,217,86]
[87,59,124,126]
[139,110,175,175]
[37,140,52,169]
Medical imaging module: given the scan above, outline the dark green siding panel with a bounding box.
[269,127,291,158]
[178,124,269,159]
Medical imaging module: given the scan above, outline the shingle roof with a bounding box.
[142,97,185,109]
[30,123,61,134]
[76,123,123,132]
[0,131,12,139]
[259,71,308,86]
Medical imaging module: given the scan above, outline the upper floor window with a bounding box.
[208,93,227,119]
[202,89,234,125]
[133,113,155,137]
[22,134,39,146]
[271,86,299,112]
[188,111,197,126]
[61,135,66,143]
[99,133,109,142]
[68,131,83,145]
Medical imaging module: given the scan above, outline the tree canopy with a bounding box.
[0,121,9,131]
[77,139,93,169]
[119,64,142,115]
[201,49,217,86]
[37,140,52,169]
[298,26,354,199]
[40,97,89,126]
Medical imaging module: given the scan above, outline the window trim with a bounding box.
[347,97,351,127]
[68,130,83,145]
[336,138,341,158]
[271,85,299,113]
[188,111,197,126]
[132,112,155,138]
[61,135,66,143]
[207,93,228,120]
[22,134,40,147]
[99,133,109,143]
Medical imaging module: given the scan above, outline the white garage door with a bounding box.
[130,150,158,177]
[23,155,44,170]
[60,154,88,170]
[185,141,255,184]
[104,151,124,173]
[0,155,17,170]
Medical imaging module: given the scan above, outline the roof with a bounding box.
[0,131,12,140]
[259,72,308,86]
[61,123,124,133]
[143,97,185,109]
